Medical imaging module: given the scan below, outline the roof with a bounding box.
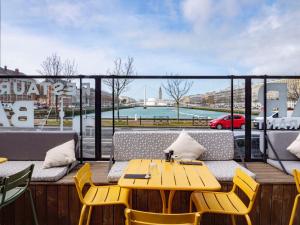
[0,66,25,75]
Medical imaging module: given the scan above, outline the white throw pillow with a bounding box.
[164,131,206,160]
[43,140,76,169]
[287,133,300,158]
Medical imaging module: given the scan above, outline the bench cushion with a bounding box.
[266,131,299,161]
[107,160,255,183]
[0,131,79,161]
[267,159,300,175]
[0,161,75,182]
[113,130,234,161]
[204,161,255,181]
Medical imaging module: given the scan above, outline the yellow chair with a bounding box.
[190,168,259,225]
[74,163,130,225]
[289,169,300,225]
[125,208,201,225]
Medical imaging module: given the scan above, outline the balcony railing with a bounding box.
[0,74,300,161]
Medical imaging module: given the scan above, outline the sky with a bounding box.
[1,0,300,99]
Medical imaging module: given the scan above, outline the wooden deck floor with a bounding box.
[56,161,295,185]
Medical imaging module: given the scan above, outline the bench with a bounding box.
[0,131,79,182]
[265,130,300,175]
[107,130,255,182]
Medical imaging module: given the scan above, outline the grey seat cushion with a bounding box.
[267,159,300,175]
[107,161,129,183]
[204,161,255,181]
[113,130,234,161]
[107,160,255,183]
[0,161,74,182]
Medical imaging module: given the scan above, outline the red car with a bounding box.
[209,114,245,129]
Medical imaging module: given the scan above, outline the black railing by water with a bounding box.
[0,74,299,162]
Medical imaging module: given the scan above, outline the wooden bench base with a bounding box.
[0,162,299,225]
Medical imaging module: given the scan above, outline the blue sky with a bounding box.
[1,0,300,98]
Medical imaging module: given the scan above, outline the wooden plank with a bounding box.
[58,185,69,225]
[136,189,148,211]
[250,185,260,225]
[292,185,300,225]
[113,205,126,225]
[35,185,47,225]
[147,190,162,213]
[90,204,102,225]
[281,185,294,225]
[25,185,36,225]
[271,185,283,225]
[14,189,25,225]
[260,184,272,225]
[102,205,114,225]
[31,162,295,186]
[47,185,58,225]
[69,185,81,225]
[2,199,15,225]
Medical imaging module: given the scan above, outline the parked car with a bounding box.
[209,114,245,129]
[253,111,300,129]
[253,112,278,129]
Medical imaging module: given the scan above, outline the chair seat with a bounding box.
[191,191,248,215]
[0,187,25,206]
[83,185,130,206]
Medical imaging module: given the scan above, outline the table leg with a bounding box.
[167,191,176,214]
[160,190,167,213]
[159,190,176,214]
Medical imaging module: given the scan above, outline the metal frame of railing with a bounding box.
[0,74,300,162]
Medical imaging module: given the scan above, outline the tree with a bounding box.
[163,78,193,121]
[103,57,135,119]
[38,53,78,119]
[288,79,300,103]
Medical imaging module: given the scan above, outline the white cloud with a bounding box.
[2,25,116,74]
[182,0,213,30]
[47,2,83,26]
[219,3,300,74]
[181,0,260,31]
[2,0,300,77]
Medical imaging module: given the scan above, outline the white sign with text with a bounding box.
[0,80,86,128]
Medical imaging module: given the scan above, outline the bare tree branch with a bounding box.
[63,59,78,76]
[103,57,136,119]
[37,53,78,82]
[288,80,300,102]
[37,53,78,120]
[162,76,193,121]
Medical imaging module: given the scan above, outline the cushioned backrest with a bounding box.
[267,131,299,161]
[113,130,234,161]
[0,131,79,160]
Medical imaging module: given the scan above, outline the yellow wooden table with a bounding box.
[118,159,221,213]
[0,157,7,164]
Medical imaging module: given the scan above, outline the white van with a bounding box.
[253,111,300,129]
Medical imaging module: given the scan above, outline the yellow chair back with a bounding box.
[125,209,200,225]
[232,168,259,211]
[74,163,93,203]
[293,169,300,193]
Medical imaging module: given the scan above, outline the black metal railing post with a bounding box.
[263,75,267,161]
[95,77,102,160]
[112,76,115,134]
[231,76,234,131]
[245,77,252,161]
[79,78,83,163]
